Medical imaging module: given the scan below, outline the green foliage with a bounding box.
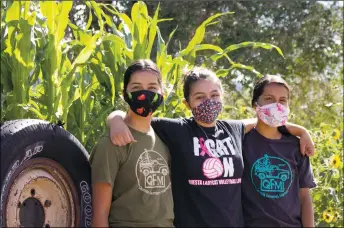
[151,3,343,224]
[310,125,343,227]
[1,1,282,151]
[220,97,343,227]
[143,1,343,129]
[1,1,342,226]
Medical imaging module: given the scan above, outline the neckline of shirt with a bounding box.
[251,128,291,143]
[128,125,155,137]
[190,117,219,133]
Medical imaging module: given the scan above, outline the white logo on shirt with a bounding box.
[136,150,171,195]
[188,136,242,186]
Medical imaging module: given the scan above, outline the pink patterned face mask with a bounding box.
[192,99,223,124]
[256,102,289,127]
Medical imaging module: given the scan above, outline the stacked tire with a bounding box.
[0,119,92,227]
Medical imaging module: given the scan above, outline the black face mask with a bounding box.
[123,90,163,117]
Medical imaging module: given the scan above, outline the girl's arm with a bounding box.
[106,110,136,146]
[242,118,314,156]
[299,188,314,227]
[106,110,182,147]
[242,118,308,136]
[90,136,121,227]
[91,183,112,227]
[285,123,314,156]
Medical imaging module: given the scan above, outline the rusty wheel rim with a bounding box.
[4,158,79,227]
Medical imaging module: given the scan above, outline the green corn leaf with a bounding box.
[60,51,72,75]
[17,103,47,119]
[23,1,31,20]
[131,1,149,44]
[28,99,41,112]
[71,33,101,69]
[157,18,174,23]
[193,44,223,53]
[216,69,230,78]
[5,1,20,23]
[89,60,107,86]
[102,11,114,28]
[118,18,133,49]
[165,26,178,52]
[100,41,117,97]
[100,3,133,33]
[40,1,58,34]
[85,106,114,144]
[179,11,234,57]
[68,87,81,109]
[102,33,126,47]
[82,75,99,101]
[119,13,133,33]
[146,3,160,58]
[0,55,13,94]
[55,1,72,45]
[99,3,118,15]
[89,1,104,32]
[104,66,116,105]
[4,1,20,57]
[229,63,262,77]
[85,5,93,30]
[156,27,166,57]
[113,55,125,102]
[213,41,285,62]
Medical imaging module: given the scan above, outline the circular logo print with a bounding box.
[251,154,293,199]
[135,150,171,195]
[202,157,224,179]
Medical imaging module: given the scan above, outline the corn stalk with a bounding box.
[1,1,284,151]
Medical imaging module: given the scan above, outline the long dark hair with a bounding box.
[183,67,223,102]
[123,59,162,92]
[252,75,290,106]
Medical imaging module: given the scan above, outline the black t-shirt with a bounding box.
[151,117,245,227]
[242,129,316,227]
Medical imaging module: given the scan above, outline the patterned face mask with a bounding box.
[124,90,163,117]
[192,99,223,124]
[256,102,289,127]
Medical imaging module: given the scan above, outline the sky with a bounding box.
[318,1,343,7]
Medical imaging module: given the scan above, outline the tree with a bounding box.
[141,1,343,128]
[1,1,342,226]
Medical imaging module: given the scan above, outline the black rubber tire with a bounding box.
[0,119,92,227]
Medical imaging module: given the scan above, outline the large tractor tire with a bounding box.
[0,119,92,227]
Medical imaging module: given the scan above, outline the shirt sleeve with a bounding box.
[223,119,245,142]
[89,135,122,186]
[277,125,292,136]
[151,117,184,148]
[298,156,317,189]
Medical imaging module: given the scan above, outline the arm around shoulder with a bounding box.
[284,122,315,156]
[240,118,257,134]
[106,110,136,146]
[106,110,126,127]
[151,117,185,146]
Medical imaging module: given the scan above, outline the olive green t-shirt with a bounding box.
[90,127,174,227]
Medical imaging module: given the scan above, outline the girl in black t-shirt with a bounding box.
[241,75,316,227]
[107,67,314,227]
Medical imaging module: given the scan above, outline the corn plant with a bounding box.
[1,0,283,151]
